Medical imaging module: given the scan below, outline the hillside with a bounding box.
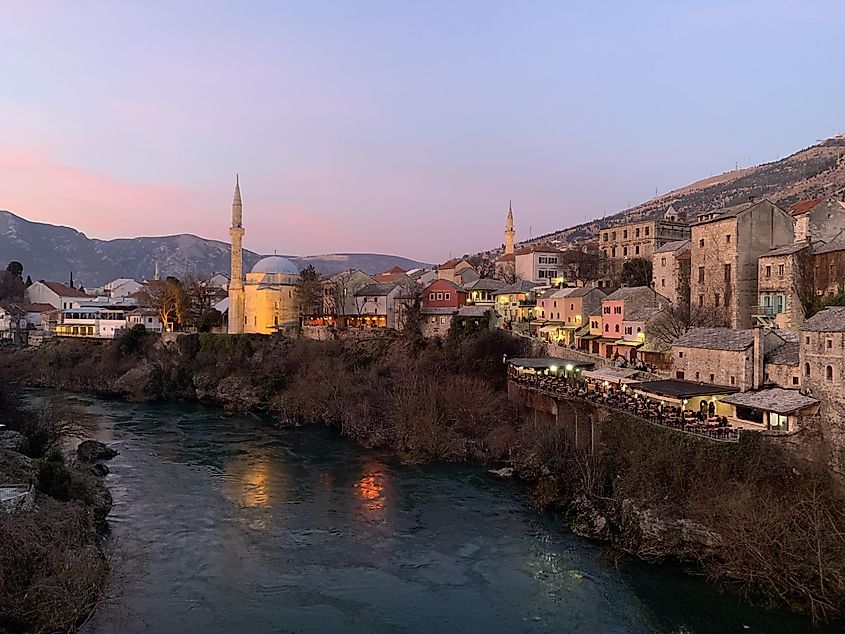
[524,134,845,248]
[0,210,429,286]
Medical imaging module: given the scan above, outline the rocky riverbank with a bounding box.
[0,386,115,633]
[1,330,844,624]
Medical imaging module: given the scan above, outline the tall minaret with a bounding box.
[228,175,245,334]
[504,200,516,255]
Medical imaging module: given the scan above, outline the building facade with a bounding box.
[690,199,794,329]
[652,239,691,306]
[599,207,690,270]
[514,245,563,284]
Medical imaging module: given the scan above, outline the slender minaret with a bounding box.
[154,261,160,281]
[504,200,516,255]
[228,175,245,334]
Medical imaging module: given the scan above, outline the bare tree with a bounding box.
[648,300,725,346]
[496,259,517,284]
[139,277,188,331]
[561,249,600,286]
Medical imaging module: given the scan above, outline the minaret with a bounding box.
[228,175,245,334]
[504,200,515,256]
[154,261,160,281]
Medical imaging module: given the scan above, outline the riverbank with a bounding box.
[1,330,844,624]
[0,385,113,633]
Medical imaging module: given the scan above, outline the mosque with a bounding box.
[227,178,300,334]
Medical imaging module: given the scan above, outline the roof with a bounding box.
[438,258,468,270]
[692,199,782,227]
[788,198,824,216]
[493,280,539,295]
[674,327,756,351]
[761,242,809,257]
[508,357,594,371]
[548,287,576,299]
[626,306,664,322]
[514,244,560,255]
[421,307,457,315]
[19,302,55,313]
[423,279,464,292]
[635,379,739,399]
[764,340,799,366]
[384,266,406,274]
[655,239,691,254]
[456,305,490,318]
[464,278,505,292]
[495,253,516,262]
[722,388,819,414]
[812,242,845,255]
[38,281,88,298]
[251,256,299,275]
[801,307,845,332]
[355,283,398,297]
[604,286,658,302]
[566,286,605,299]
[582,368,641,384]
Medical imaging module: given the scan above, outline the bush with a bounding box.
[37,459,73,501]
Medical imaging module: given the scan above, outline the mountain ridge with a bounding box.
[0,210,430,286]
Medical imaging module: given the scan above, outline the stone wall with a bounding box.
[673,346,752,389]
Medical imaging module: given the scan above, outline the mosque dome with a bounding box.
[251,255,299,275]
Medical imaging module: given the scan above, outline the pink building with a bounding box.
[599,286,667,360]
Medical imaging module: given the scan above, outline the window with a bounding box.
[699,238,704,247]
[611,247,617,258]
[715,293,720,307]
[615,324,620,333]
[645,226,650,236]
[695,372,700,379]
[623,229,628,239]
[604,306,610,314]
[676,371,685,379]
[827,366,834,380]
[570,303,574,311]
[805,336,810,344]
[635,228,640,238]
[635,246,640,255]
[661,257,666,266]
[827,339,833,349]
[698,267,705,283]
[553,301,557,308]
[710,373,715,383]
[678,351,684,358]
[724,264,732,283]
[440,317,446,325]
[603,233,608,242]
[661,278,666,287]
[804,363,810,376]
[698,294,704,307]
[778,264,784,277]
[604,324,609,332]
[614,306,622,314]
[623,247,628,257]
[625,326,632,335]
[611,231,617,240]
[765,266,771,278]
[726,234,731,243]
[792,376,799,386]
[445,293,450,301]
[730,376,736,386]
[538,270,546,278]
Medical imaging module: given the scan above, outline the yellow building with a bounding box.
[227,178,299,334]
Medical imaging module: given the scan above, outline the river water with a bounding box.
[42,392,820,633]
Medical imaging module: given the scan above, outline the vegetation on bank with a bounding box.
[0,385,112,633]
[1,328,845,623]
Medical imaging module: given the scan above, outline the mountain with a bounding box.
[522,134,845,248]
[0,211,430,286]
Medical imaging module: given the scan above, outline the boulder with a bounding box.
[620,499,722,560]
[76,440,118,463]
[89,463,110,477]
[488,467,514,478]
[569,495,611,541]
[0,429,23,451]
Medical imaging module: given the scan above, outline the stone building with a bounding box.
[812,242,845,297]
[756,242,810,329]
[690,198,794,329]
[652,239,691,306]
[599,207,690,276]
[799,307,845,471]
[671,327,787,390]
[789,197,845,244]
[227,178,300,334]
[764,335,800,388]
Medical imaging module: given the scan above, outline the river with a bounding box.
[40,392,821,633]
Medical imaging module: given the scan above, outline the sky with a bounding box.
[1,1,844,263]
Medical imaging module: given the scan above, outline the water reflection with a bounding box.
[355,461,388,513]
[223,453,284,509]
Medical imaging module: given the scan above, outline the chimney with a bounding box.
[748,195,756,203]
[752,326,764,390]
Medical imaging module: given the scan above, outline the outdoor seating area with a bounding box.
[509,362,741,442]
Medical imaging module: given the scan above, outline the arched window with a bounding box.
[826,365,834,380]
[804,363,810,377]
[615,324,620,333]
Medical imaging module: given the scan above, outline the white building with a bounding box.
[514,245,564,284]
[25,280,90,310]
[55,308,128,339]
[105,278,144,298]
[127,308,164,332]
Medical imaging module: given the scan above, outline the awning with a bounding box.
[613,339,643,347]
[539,325,561,334]
[578,334,599,340]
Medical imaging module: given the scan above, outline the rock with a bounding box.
[620,499,722,560]
[0,429,23,451]
[569,495,611,541]
[488,467,514,478]
[86,475,113,527]
[76,440,118,462]
[89,463,110,477]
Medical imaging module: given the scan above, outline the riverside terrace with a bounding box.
[507,358,742,442]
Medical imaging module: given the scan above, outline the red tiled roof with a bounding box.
[20,302,55,313]
[39,280,88,297]
[384,266,406,274]
[438,258,462,270]
[788,198,823,216]
[496,253,515,262]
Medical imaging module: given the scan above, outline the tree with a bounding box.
[561,249,600,286]
[467,254,497,280]
[197,309,223,332]
[183,274,214,327]
[6,261,23,278]
[24,276,32,287]
[0,271,25,302]
[648,301,725,347]
[496,259,517,284]
[140,277,188,331]
[297,265,322,319]
[620,258,653,287]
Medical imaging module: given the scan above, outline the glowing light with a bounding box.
[550,365,558,373]
[565,364,574,372]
